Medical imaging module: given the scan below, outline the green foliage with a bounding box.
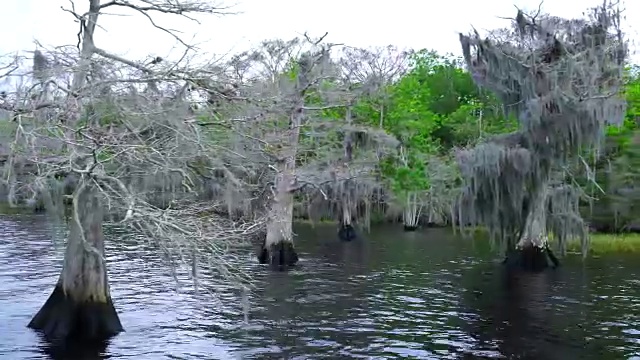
[284,58,300,82]
[196,113,230,144]
[396,50,517,149]
[78,101,122,128]
[356,50,516,203]
[381,52,441,196]
[0,119,17,139]
[563,233,640,255]
[566,66,640,232]
[604,70,640,205]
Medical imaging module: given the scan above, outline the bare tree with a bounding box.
[0,0,265,344]
[251,36,334,268]
[323,46,409,238]
[207,37,401,266]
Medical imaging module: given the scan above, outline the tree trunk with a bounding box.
[363,199,371,233]
[403,191,421,231]
[338,197,356,241]
[28,0,117,344]
[337,104,357,241]
[258,166,299,269]
[3,150,18,207]
[257,53,322,268]
[505,186,560,271]
[518,190,549,249]
[28,182,122,342]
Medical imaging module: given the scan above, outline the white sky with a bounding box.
[1,0,639,64]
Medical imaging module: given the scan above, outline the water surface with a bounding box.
[1,215,639,359]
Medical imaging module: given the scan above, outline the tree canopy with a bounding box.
[0,0,636,313]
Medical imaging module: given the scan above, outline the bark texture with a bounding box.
[28,183,122,342]
[338,201,356,241]
[504,187,560,271]
[260,192,299,269]
[259,146,299,269]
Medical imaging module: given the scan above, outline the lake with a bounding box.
[1,214,640,359]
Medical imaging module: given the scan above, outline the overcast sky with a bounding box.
[2,0,638,63]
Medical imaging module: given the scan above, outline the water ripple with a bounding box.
[0,217,639,359]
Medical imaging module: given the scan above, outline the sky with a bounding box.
[1,0,638,65]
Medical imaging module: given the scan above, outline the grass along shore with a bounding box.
[297,220,640,255]
[1,202,639,255]
[565,233,640,255]
[469,226,640,255]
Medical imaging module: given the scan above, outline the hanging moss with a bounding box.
[456,2,627,257]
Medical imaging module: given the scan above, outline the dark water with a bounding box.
[1,215,640,360]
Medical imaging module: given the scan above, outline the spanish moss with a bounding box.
[456,1,627,266]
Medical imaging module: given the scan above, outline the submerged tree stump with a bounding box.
[258,239,299,269]
[28,281,122,342]
[338,208,357,241]
[403,224,419,232]
[503,243,560,272]
[338,223,357,241]
[28,183,123,343]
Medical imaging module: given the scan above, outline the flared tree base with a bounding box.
[424,222,447,228]
[403,224,419,231]
[338,224,357,241]
[28,284,123,344]
[41,337,110,360]
[257,240,299,270]
[502,244,560,272]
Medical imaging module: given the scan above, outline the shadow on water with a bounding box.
[37,337,111,360]
[460,257,640,359]
[1,216,640,359]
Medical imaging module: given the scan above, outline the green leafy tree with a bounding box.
[380,51,444,227]
[585,67,640,231]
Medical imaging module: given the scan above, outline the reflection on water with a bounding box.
[0,215,639,359]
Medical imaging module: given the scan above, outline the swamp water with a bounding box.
[0,214,639,359]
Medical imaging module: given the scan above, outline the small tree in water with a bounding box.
[456,2,628,270]
[218,38,399,267]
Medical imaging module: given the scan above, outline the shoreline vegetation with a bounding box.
[570,233,640,255]
[465,226,640,255]
[4,202,636,255]
[267,218,640,255]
